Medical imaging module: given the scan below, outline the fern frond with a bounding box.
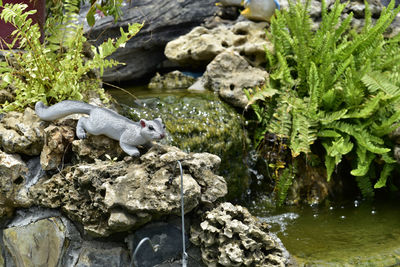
[374,164,394,188]
[290,110,317,157]
[372,110,400,136]
[343,92,383,119]
[268,98,292,138]
[324,154,336,181]
[308,62,321,113]
[355,175,375,198]
[329,121,389,154]
[362,71,400,97]
[317,130,342,138]
[317,109,348,125]
[270,51,294,85]
[275,167,294,205]
[351,146,375,176]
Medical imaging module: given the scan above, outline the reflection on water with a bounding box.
[257,198,400,265]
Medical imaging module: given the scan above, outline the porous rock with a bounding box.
[165,21,273,68]
[30,145,227,237]
[72,134,125,163]
[40,124,75,170]
[190,202,290,266]
[0,151,29,220]
[148,70,197,90]
[200,50,268,108]
[0,108,45,156]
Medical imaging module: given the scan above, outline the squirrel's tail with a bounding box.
[35,100,95,121]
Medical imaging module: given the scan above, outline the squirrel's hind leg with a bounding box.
[76,117,89,139]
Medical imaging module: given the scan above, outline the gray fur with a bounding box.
[35,100,165,157]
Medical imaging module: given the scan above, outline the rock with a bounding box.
[40,124,75,170]
[72,134,125,163]
[148,71,197,90]
[0,151,29,220]
[2,210,131,267]
[75,243,130,267]
[30,145,227,237]
[3,217,67,267]
[394,146,400,164]
[80,0,219,82]
[286,160,332,205]
[0,244,3,267]
[201,50,268,108]
[219,0,243,6]
[190,202,290,266]
[126,221,189,267]
[0,108,45,156]
[165,21,273,68]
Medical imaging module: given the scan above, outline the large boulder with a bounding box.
[81,0,219,82]
[30,145,227,237]
[199,50,269,108]
[3,217,69,267]
[165,21,273,68]
[2,211,131,267]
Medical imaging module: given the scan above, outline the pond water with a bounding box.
[109,85,400,266]
[252,197,400,266]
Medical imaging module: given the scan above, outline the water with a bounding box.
[256,198,400,266]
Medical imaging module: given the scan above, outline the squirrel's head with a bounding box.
[140,118,166,141]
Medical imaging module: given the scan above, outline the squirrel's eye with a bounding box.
[149,125,155,131]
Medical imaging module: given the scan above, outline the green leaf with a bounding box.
[325,154,336,181]
[245,86,279,107]
[351,147,375,176]
[374,164,394,188]
[362,71,400,97]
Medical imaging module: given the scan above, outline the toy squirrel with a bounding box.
[35,100,166,157]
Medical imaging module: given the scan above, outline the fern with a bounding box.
[247,0,400,203]
[0,2,142,111]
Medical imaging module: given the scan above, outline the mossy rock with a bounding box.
[123,91,250,200]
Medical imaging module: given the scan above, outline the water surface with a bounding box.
[256,198,400,266]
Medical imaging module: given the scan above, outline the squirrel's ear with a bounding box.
[155,118,162,124]
[140,119,146,128]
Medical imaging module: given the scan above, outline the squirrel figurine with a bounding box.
[35,100,166,157]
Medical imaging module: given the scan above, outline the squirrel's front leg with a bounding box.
[119,140,140,157]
